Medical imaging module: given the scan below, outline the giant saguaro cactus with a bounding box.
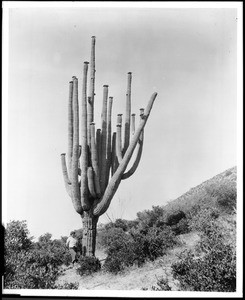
[61,36,157,256]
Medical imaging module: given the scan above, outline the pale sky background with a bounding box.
[3,3,241,240]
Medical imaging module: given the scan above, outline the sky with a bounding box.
[3,2,242,241]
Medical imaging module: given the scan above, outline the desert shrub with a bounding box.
[139,225,178,260]
[55,282,79,290]
[171,218,190,235]
[102,228,136,273]
[4,220,71,289]
[104,218,129,231]
[136,206,166,233]
[205,181,236,212]
[151,277,172,291]
[141,277,172,291]
[4,248,61,289]
[165,210,186,226]
[188,206,220,233]
[103,251,134,274]
[163,210,190,235]
[4,220,33,254]
[35,233,71,266]
[76,256,101,276]
[225,170,232,177]
[172,243,236,291]
[103,225,178,273]
[172,223,236,292]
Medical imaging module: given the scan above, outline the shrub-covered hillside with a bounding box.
[95,166,237,291]
[4,166,237,291]
[165,166,236,214]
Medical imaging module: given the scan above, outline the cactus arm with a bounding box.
[96,128,101,179]
[116,114,123,163]
[122,109,144,179]
[116,124,123,163]
[68,81,74,176]
[87,167,97,199]
[80,62,90,210]
[100,85,109,192]
[131,113,136,136]
[61,153,72,197]
[71,77,83,214]
[105,96,113,185]
[123,72,132,155]
[87,96,92,148]
[93,92,157,216]
[122,129,144,180]
[90,123,101,197]
[87,36,96,147]
[111,132,118,176]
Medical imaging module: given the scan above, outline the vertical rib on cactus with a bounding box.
[116,114,123,163]
[96,128,101,179]
[61,36,157,256]
[106,96,113,186]
[68,81,73,176]
[80,62,90,210]
[123,72,132,155]
[90,123,101,197]
[87,36,96,147]
[82,211,98,256]
[100,85,109,192]
[111,132,118,176]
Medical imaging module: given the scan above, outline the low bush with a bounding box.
[141,276,172,291]
[171,217,190,235]
[205,181,236,212]
[136,206,166,233]
[102,225,178,274]
[76,256,101,276]
[103,228,136,273]
[4,248,61,289]
[54,282,79,290]
[171,222,236,292]
[35,233,71,267]
[141,226,178,260]
[151,277,172,291]
[188,206,220,233]
[4,220,73,289]
[165,210,186,226]
[172,243,236,291]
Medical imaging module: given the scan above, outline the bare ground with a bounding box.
[56,232,200,290]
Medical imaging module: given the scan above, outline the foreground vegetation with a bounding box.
[4,167,236,291]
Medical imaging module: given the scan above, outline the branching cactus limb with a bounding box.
[61,36,157,256]
[92,92,157,216]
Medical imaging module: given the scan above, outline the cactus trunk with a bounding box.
[82,210,98,256]
[61,36,157,257]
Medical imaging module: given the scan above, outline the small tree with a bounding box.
[61,36,157,256]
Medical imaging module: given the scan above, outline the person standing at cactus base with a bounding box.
[66,231,78,265]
